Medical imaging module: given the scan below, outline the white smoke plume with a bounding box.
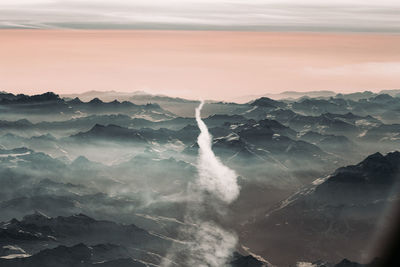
[185,221,238,267]
[162,100,241,267]
[195,100,240,203]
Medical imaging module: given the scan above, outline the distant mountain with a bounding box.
[290,98,351,115]
[289,95,400,123]
[70,124,147,143]
[358,123,400,154]
[234,90,337,102]
[228,119,337,166]
[336,91,377,101]
[62,90,197,105]
[69,123,200,147]
[1,114,249,137]
[267,110,380,137]
[5,90,400,124]
[68,116,247,146]
[237,89,399,103]
[0,119,33,130]
[379,89,400,97]
[0,92,63,104]
[272,90,337,99]
[0,92,176,122]
[61,90,149,102]
[0,92,73,119]
[299,131,359,158]
[250,97,287,109]
[63,90,254,118]
[62,90,200,117]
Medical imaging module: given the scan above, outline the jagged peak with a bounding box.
[250,97,281,107]
[108,99,121,104]
[22,210,51,223]
[68,97,83,104]
[72,155,90,164]
[88,97,103,104]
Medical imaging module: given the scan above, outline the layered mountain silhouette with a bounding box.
[1,90,400,266]
[242,151,400,265]
[0,212,271,267]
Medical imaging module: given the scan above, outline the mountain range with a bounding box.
[1,90,399,266]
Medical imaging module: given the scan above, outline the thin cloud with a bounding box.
[0,0,400,32]
[305,62,400,77]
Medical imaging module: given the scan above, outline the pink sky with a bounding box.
[0,30,399,100]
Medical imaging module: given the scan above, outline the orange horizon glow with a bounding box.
[0,30,399,100]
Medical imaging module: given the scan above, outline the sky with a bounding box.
[0,1,399,100]
[1,0,400,32]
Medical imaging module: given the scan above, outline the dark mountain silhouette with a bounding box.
[250,97,286,109]
[1,90,400,266]
[242,151,400,266]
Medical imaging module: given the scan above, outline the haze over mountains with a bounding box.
[1,90,399,266]
[61,88,400,105]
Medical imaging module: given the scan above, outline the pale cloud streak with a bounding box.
[0,0,400,32]
[305,62,400,77]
